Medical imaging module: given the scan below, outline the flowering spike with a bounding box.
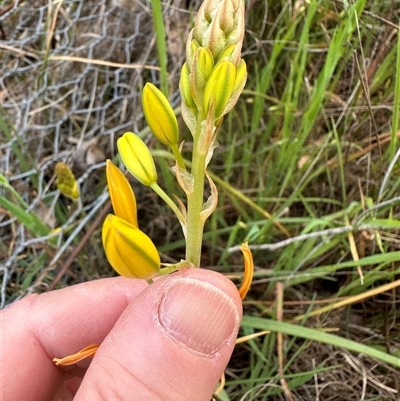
[142,83,179,146]
[102,214,160,279]
[238,242,254,300]
[106,160,138,227]
[117,132,157,186]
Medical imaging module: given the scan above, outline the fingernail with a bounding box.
[158,278,240,355]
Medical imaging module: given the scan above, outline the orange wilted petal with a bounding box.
[238,242,254,300]
[53,343,100,366]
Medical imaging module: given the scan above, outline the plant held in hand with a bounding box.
[54,0,253,382]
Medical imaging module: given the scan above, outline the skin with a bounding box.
[1,268,242,401]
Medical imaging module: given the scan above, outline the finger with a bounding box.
[1,277,147,401]
[75,268,242,401]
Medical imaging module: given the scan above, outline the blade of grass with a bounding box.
[0,197,50,237]
[242,316,400,368]
[150,0,168,96]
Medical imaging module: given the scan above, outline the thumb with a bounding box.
[75,268,242,401]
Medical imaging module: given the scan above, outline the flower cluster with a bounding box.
[102,0,253,294]
[53,0,253,369]
[180,0,247,153]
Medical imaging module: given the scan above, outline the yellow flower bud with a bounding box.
[186,36,200,70]
[203,60,236,119]
[142,83,179,146]
[191,47,215,108]
[102,214,160,279]
[233,59,247,93]
[117,132,157,186]
[214,59,247,125]
[106,159,138,227]
[216,43,242,65]
[180,62,196,110]
[195,47,214,81]
[55,162,79,200]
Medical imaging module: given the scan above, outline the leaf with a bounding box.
[0,196,50,237]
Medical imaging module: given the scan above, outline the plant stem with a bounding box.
[185,138,207,267]
[150,182,186,224]
[170,143,186,170]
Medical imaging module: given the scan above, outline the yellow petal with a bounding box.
[238,242,254,300]
[117,132,157,186]
[106,160,138,227]
[102,214,160,279]
[142,83,179,146]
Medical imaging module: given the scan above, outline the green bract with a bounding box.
[118,132,157,186]
[142,83,179,146]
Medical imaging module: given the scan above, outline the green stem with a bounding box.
[185,138,207,267]
[150,182,186,224]
[150,0,168,96]
[170,143,186,170]
[159,260,192,275]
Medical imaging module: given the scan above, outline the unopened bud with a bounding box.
[142,83,179,146]
[203,60,236,119]
[117,132,157,186]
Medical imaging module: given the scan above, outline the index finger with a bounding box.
[1,276,146,401]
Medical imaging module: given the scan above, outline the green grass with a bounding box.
[198,0,399,398]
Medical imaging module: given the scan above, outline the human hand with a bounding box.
[1,268,242,401]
